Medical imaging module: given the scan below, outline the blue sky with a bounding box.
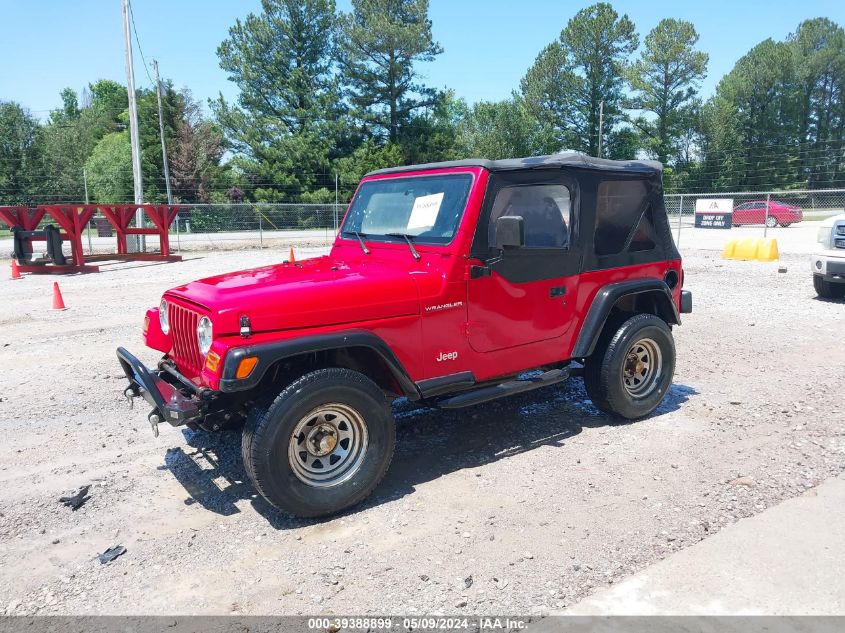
[1,0,843,120]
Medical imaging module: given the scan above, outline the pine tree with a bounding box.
[212,0,342,201]
[339,0,442,143]
[627,19,708,165]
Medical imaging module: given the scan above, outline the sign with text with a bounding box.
[695,198,734,229]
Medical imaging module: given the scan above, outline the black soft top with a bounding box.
[366,152,663,177]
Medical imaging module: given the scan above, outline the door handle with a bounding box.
[549,286,566,298]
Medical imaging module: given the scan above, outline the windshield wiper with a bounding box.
[343,230,370,255]
[385,233,421,261]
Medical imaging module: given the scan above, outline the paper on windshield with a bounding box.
[407,192,444,231]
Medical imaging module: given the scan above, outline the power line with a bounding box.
[127,0,155,88]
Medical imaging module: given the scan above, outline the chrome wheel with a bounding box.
[622,338,663,397]
[288,404,368,488]
[765,215,778,228]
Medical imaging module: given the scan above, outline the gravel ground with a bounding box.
[0,247,843,616]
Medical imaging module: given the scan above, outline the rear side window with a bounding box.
[487,184,571,249]
[594,179,649,256]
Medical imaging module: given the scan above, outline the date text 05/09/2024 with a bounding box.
[306,617,528,631]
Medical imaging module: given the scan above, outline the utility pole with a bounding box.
[122,0,145,250]
[152,59,173,205]
[597,99,604,158]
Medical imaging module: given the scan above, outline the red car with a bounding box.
[732,200,803,227]
[118,153,692,517]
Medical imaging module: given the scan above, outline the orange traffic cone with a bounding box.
[52,282,67,311]
[10,260,22,280]
[289,247,296,264]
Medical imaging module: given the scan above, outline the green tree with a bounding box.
[85,131,133,202]
[335,139,404,199]
[169,91,227,203]
[520,42,579,153]
[627,18,708,165]
[457,98,546,159]
[0,101,43,204]
[37,81,129,203]
[137,82,184,202]
[212,0,342,201]
[88,80,129,122]
[789,18,845,187]
[521,2,638,156]
[397,90,464,164]
[40,87,115,202]
[339,0,442,143]
[700,39,798,190]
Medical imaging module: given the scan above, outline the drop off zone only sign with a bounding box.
[695,198,734,228]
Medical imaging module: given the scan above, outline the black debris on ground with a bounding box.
[58,485,91,511]
[97,545,126,565]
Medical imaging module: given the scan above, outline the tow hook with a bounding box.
[148,410,161,438]
[124,386,138,409]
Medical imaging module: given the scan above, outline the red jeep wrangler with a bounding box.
[118,153,692,517]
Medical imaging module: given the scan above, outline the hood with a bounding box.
[165,255,421,334]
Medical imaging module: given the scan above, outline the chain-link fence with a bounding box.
[665,188,845,250]
[5,189,844,258]
[0,203,346,257]
[165,203,344,251]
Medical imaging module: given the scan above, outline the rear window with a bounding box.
[594,179,650,256]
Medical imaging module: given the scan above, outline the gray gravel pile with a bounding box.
[0,249,842,616]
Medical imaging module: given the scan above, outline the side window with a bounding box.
[487,184,571,249]
[628,206,657,252]
[594,179,649,256]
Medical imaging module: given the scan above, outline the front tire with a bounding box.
[243,368,395,518]
[584,314,676,420]
[765,216,778,228]
[814,275,845,299]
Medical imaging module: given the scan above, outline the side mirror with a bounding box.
[495,216,525,249]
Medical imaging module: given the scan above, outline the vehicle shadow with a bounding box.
[162,378,697,529]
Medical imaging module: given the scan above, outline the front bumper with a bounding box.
[811,252,845,281]
[116,347,205,433]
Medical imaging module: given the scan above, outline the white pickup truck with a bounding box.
[812,214,845,298]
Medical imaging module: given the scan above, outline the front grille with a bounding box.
[168,302,204,377]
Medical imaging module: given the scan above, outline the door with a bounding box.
[467,181,579,353]
[735,202,764,225]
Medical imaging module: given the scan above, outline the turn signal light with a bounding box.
[205,351,221,372]
[142,315,150,334]
[236,356,258,379]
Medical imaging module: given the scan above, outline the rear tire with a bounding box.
[814,275,845,299]
[243,368,395,518]
[584,314,676,420]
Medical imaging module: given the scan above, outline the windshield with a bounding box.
[341,173,473,245]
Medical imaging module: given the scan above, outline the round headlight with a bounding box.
[197,316,213,356]
[159,299,170,334]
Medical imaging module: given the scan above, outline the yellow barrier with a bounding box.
[722,238,779,261]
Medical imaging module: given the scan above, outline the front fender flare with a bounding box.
[218,330,421,399]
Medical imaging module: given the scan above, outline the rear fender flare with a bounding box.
[572,280,680,359]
